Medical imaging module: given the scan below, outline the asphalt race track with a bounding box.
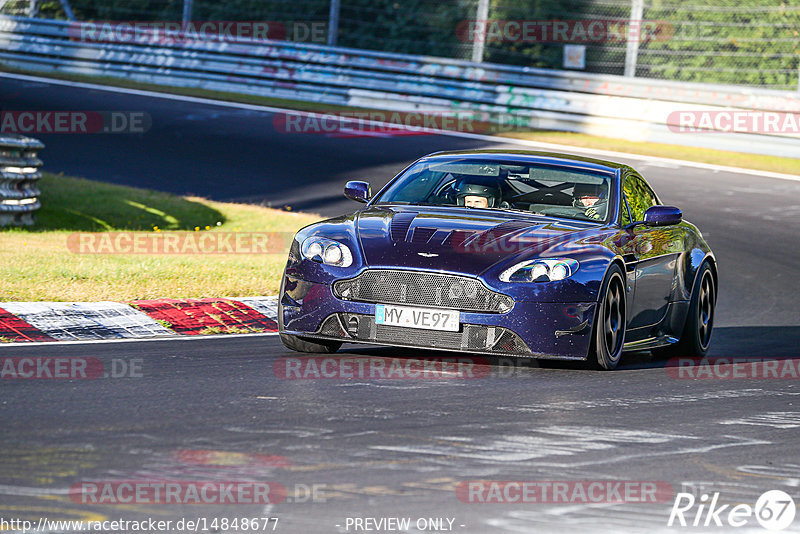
[2,74,800,533]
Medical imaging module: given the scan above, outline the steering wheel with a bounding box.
[432,178,458,205]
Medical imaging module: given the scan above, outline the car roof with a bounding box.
[423,149,628,175]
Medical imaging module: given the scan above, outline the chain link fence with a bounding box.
[1,0,798,90]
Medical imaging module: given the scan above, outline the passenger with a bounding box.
[572,182,608,220]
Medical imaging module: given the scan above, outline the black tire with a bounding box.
[588,264,627,370]
[654,262,716,359]
[280,333,342,353]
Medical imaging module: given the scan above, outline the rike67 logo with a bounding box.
[668,490,796,531]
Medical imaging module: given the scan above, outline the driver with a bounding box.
[455,180,501,209]
[572,182,608,220]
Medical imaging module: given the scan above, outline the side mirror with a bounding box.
[644,205,682,227]
[344,181,371,203]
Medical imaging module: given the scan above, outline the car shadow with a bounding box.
[333,326,800,373]
[617,325,800,371]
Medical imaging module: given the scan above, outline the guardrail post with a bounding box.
[327,0,340,46]
[27,0,38,17]
[182,0,193,31]
[58,0,75,21]
[624,0,643,77]
[471,0,490,63]
[0,134,44,227]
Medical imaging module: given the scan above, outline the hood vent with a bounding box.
[468,220,538,247]
[439,221,537,250]
[390,211,417,242]
[442,229,479,248]
[411,227,437,244]
[480,220,537,240]
[391,214,538,246]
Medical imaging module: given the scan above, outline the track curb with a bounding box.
[0,297,278,343]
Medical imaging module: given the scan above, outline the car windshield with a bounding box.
[373,158,614,223]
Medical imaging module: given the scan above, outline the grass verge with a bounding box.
[500,131,800,176]
[3,67,799,176]
[0,173,321,301]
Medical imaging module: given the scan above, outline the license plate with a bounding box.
[375,304,460,332]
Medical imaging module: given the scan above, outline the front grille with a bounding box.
[315,313,531,355]
[333,270,513,313]
[376,324,463,348]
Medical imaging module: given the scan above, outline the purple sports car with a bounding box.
[278,150,717,369]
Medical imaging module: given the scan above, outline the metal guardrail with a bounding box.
[0,133,43,226]
[0,16,797,158]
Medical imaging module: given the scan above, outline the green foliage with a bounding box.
[486,0,799,88]
[640,0,800,88]
[485,0,629,70]
[48,0,800,88]
[193,0,329,22]
[68,0,182,21]
[338,0,474,58]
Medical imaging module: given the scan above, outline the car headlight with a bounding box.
[300,236,353,267]
[499,259,579,282]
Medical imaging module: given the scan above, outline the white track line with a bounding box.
[0,331,279,348]
[2,71,798,183]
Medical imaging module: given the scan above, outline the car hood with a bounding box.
[355,205,598,276]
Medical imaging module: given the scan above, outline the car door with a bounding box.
[621,171,682,332]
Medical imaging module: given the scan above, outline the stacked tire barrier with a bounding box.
[0,133,44,226]
[0,16,798,157]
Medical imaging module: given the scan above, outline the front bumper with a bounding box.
[280,275,596,360]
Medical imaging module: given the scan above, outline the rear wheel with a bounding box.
[280,333,342,353]
[654,262,716,359]
[589,264,627,370]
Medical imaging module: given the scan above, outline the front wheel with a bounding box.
[280,333,342,353]
[589,264,627,370]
